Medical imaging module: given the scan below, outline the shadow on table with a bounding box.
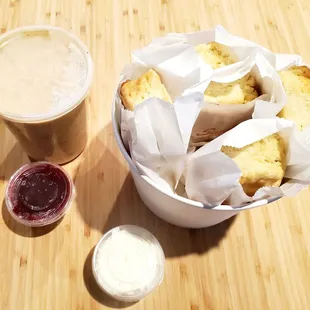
[83,246,137,309]
[2,200,63,237]
[75,123,237,257]
[102,174,237,257]
[76,123,236,307]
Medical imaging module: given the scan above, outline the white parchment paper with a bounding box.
[189,52,287,143]
[147,25,265,65]
[186,118,310,206]
[131,45,212,101]
[120,94,203,192]
[115,25,310,208]
[269,56,310,133]
[146,25,304,72]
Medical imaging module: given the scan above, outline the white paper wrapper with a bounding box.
[185,118,310,206]
[121,94,203,192]
[273,53,303,71]
[270,56,310,134]
[189,52,287,143]
[117,42,219,192]
[134,26,287,143]
[115,25,310,209]
[148,25,265,65]
[116,62,205,192]
[117,60,208,149]
[147,24,304,73]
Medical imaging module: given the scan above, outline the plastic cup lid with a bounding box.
[92,225,165,302]
[0,25,94,123]
[5,161,75,227]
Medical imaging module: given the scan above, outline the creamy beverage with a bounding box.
[0,31,87,116]
[0,26,93,164]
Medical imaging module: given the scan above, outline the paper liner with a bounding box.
[148,25,264,64]
[115,25,310,208]
[116,62,204,191]
[186,118,310,206]
[147,24,303,72]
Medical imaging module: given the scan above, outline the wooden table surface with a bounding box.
[1,0,310,309]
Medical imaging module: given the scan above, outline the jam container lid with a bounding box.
[92,225,165,302]
[5,161,75,227]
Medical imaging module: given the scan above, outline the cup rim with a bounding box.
[92,225,165,302]
[5,161,75,227]
[0,25,94,124]
[111,91,282,211]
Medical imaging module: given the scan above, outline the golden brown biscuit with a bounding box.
[195,42,259,104]
[204,73,259,104]
[221,133,286,196]
[278,66,310,131]
[195,42,237,69]
[120,69,172,111]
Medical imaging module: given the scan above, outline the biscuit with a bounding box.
[195,42,237,69]
[204,73,259,104]
[221,133,286,196]
[278,66,310,131]
[120,69,172,111]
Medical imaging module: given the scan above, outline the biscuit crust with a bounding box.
[120,69,172,111]
[221,133,287,196]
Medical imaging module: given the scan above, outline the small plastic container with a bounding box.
[5,162,75,227]
[92,225,165,302]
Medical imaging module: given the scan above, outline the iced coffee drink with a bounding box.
[0,26,93,164]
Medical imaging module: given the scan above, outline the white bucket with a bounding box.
[112,96,280,228]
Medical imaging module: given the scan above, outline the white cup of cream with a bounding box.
[92,225,165,302]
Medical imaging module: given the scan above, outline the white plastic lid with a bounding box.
[92,225,165,302]
[0,25,93,123]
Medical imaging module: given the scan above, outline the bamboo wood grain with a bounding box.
[0,0,310,309]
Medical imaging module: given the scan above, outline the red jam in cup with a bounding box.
[5,162,74,227]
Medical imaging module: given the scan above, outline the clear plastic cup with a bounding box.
[5,162,75,227]
[0,25,94,164]
[92,225,165,302]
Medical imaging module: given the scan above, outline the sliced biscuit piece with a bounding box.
[204,73,259,104]
[221,133,286,196]
[195,42,237,69]
[278,66,310,131]
[120,69,172,111]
